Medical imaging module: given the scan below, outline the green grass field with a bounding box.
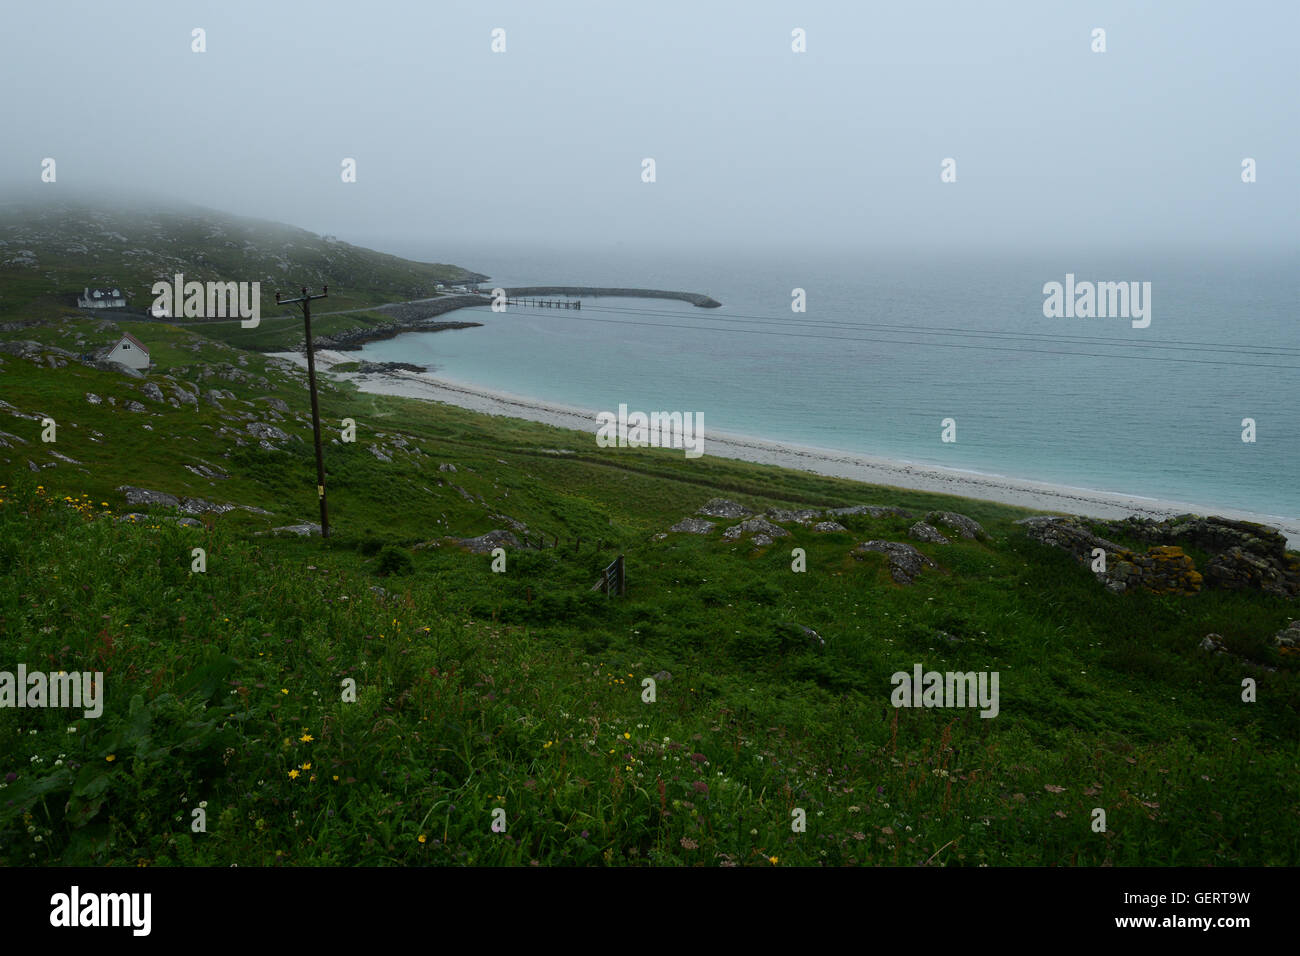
[1,312,1297,867]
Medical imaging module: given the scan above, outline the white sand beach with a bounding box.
[271,350,1300,547]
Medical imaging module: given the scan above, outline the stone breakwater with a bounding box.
[501,287,723,308]
[297,285,723,352]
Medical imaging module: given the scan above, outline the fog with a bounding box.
[2,0,1295,253]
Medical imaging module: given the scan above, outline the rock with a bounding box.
[766,508,822,525]
[140,382,165,403]
[171,385,198,407]
[455,530,520,554]
[1200,634,1229,655]
[827,504,912,518]
[909,521,951,544]
[184,463,230,480]
[438,463,457,473]
[1022,514,1300,598]
[669,516,715,534]
[652,670,673,683]
[90,359,144,378]
[124,400,147,412]
[85,392,102,405]
[1274,621,1300,656]
[118,486,180,508]
[489,513,528,533]
[368,443,392,463]
[262,523,321,537]
[203,390,226,408]
[812,521,848,533]
[260,397,290,413]
[853,540,938,585]
[722,517,789,541]
[925,511,986,540]
[178,497,234,515]
[1016,516,1123,562]
[698,498,753,519]
[246,421,291,443]
[797,625,825,647]
[751,534,776,547]
[0,430,28,448]
[1205,547,1299,599]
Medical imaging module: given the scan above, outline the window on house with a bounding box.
[122,344,131,349]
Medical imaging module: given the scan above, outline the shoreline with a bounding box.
[271,349,1300,547]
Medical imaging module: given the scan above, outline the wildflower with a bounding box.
[418,834,427,843]
[288,769,300,779]
[769,856,779,865]
[299,733,313,743]
[105,754,116,762]
[333,776,339,782]
[280,689,288,695]
[623,732,630,739]
[301,763,311,771]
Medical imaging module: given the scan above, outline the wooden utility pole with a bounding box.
[276,285,330,538]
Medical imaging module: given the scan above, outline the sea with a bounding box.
[348,239,1299,524]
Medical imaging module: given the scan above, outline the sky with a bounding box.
[1,0,1296,254]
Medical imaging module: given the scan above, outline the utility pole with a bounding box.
[276,285,330,539]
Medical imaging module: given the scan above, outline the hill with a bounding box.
[0,193,486,322]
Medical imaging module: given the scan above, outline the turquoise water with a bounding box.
[355,241,1299,521]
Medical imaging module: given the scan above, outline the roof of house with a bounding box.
[114,332,149,353]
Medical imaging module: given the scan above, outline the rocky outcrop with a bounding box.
[454,529,520,554]
[767,508,823,525]
[669,516,716,534]
[926,511,986,540]
[311,299,484,351]
[1018,514,1299,598]
[1205,547,1300,599]
[1107,546,1203,595]
[1275,620,1300,656]
[827,504,912,518]
[812,521,847,533]
[698,498,753,519]
[909,521,951,544]
[722,517,789,544]
[853,540,937,585]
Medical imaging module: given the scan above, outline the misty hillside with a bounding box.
[0,196,486,319]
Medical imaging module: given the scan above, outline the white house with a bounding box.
[102,333,150,370]
[78,287,127,309]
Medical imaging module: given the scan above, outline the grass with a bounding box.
[1,313,1297,867]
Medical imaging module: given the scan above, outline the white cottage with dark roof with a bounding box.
[78,287,128,309]
[101,333,150,370]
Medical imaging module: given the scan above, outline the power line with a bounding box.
[459,305,1300,371]
[580,302,1300,356]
